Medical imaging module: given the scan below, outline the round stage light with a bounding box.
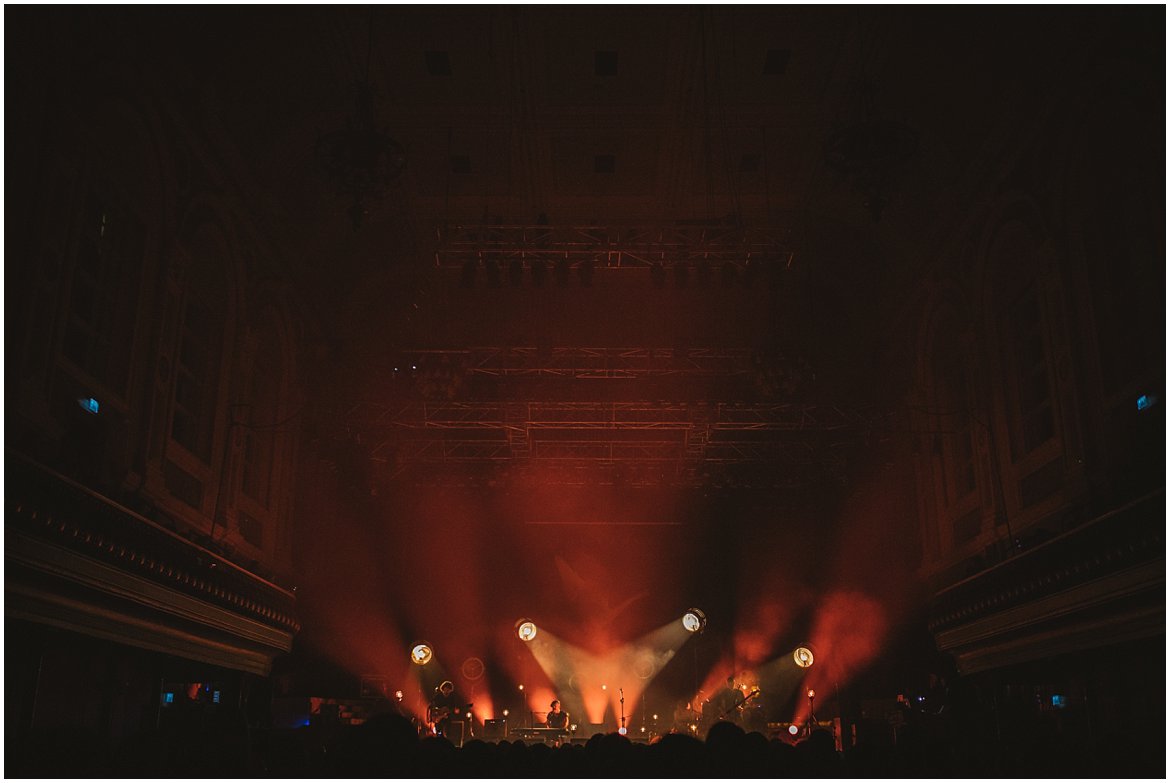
[788,724,800,736]
[793,646,814,668]
[516,619,538,642]
[394,690,404,701]
[807,688,816,699]
[410,642,434,666]
[682,608,707,633]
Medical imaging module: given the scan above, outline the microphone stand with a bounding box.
[620,689,626,734]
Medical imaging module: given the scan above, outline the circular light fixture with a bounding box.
[516,619,538,642]
[410,642,433,666]
[788,724,800,736]
[807,688,816,699]
[793,647,814,668]
[617,726,628,736]
[682,608,707,634]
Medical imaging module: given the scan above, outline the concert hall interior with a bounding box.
[5,6,1165,778]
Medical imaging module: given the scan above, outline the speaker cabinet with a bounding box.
[482,718,507,740]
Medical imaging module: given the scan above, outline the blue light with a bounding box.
[1052,694,1067,709]
[213,690,221,704]
[164,692,174,704]
[78,397,99,414]
[1137,394,1157,411]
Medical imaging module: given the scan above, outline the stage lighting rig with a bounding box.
[516,619,538,642]
[682,608,707,633]
[793,646,814,668]
[410,642,434,665]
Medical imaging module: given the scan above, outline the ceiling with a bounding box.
[24,6,1131,493]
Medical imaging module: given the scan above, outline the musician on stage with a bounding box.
[545,699,569,731]
[712,675,745,725]
[428,680,463,736]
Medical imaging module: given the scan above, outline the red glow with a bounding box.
[793,590,888,723]
[582,688,609,724]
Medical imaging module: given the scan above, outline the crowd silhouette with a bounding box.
[7,710,1161,778]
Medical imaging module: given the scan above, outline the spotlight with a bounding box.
[793,647,814,668]
[682,608,707,633]
[516,619,538,642]
[518,684,525,692]
[618,726,628,736]
[394,689,404,701]
[807,688,816,699]
[502,709,510,717]
[788,724,800,736]
[410,642,433,666]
